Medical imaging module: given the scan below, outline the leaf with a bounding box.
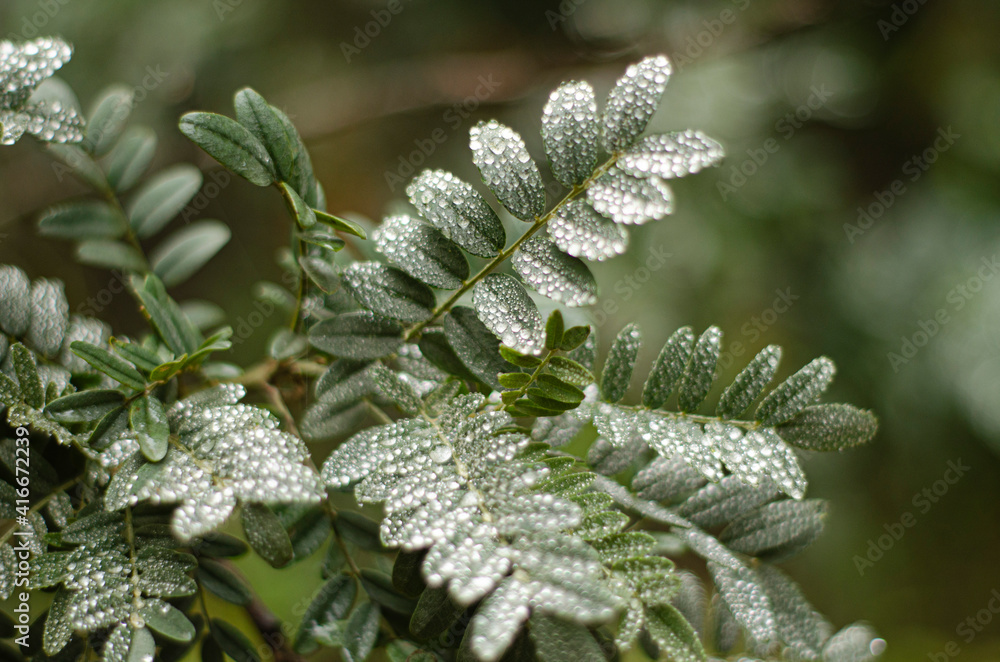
[38,201,126,239]
[71,341,145,389]
[618,130,725,180]
[559,325,591,352]
[645,604,707,662]
[375,215,469,289]
[529,613,605,662]
[587,167,673,225]
[410,585,464,640]
[512,234,597,307]
[126,627,156,662]
[369,363,422,416]
[76,239,147,272]
[343,601,381,662]
[27,278,70,358]
[309,312,403,360]
[418,331,482,384]
[298,256,339,293]
[720,500,828,561]
[541,80,599,187]
[716,345,782,419]
[601,324,641,403]
[675,474,779,529]
[755,565,831,659]
[106,126,157,191]
[279,181,316,229]
[473,273,545,355]
[300,229,346,252]
[707,561,776,647]
[197,559,252,605]
[755,357,836,426]
[140,599,195,642]
[295,573,357,653]
[444,306,514,390]
[676,326,722,413]
[600,54,672,152]
[642,326,696,409]
[127,164,204,238]
[271,105,318,206]
[12,343,44,408]
[314,210,368,238]
[130,273,203,355]
[407,169,505,257]
[776,403,878,451]
[544,310,564,350]
[469,119,545,221]
[342,262,435,323]
[547,356,594,387]
[211,618,262,662]
[130,395,170,462]
[48,143,109,192]
[822,622,883,662]
[241,503,294,568]
[234,87,295,183]
[149,220,231,287]
[549,200,629,261]
[179,111,275,186]
[45,389,124,423]
[0,265,31,336]
[84,84,133,155]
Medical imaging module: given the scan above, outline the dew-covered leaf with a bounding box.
[822,622,884,662]
[755,357,835,426]
[444,306,514,390]
[27,278,69,358]
[676,326,722,413]
[588,167,672,226]
[600,323,641,403]
[375,214,469,289]
[707,561,776,648]
[720,499,827,561]
[600,55,672,153]
[470,119,545,221]
[617,130,724,180]
[309,311,403,360]
[529,613,605,662]
[776,404,878,451]
[717,345,781,419]
[541,80,599,187]
[0,265,31,336]
[407,169,506,257]
[642,326,695,409]
[512,234,597,307]
[549,200,628,261]
[645,604,707,662]
[473,273,545,355]
[242,503,294,568]
[342,262,436,323]
[675,475,779,529]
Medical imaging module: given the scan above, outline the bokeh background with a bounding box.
[3,0,1000,660]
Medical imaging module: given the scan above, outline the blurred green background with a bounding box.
[3,0,1000,659]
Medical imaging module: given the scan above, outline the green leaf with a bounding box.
[359,570,417,615]
[45,389,125,423]
[344,601,381,662]
[179,112,275,186]
[375,215,469,289]
[676,326,722,413]
[84,84,134,156]
[777,404,878,451]
[127,627,156,662]
[309,312,403,360]
[295,573,357,653]
[342,262,435,323]
[241,503,294,568]
[298,256,339,293]
[499,345,542,368]
[234,88,296,183]
[755,357,836,426]
[38,201,126,240]
[195,532,249,558]
[410,585,464,640]
[130,396,170,461]
[600,323,641,403]
[196,559,252,605]
[418,331,481,384]
[529,613,605,662]
[272,106,318,206]
[127,164,204,238]
[299,229,346,252]
[211,618,262,662]
[149,220,231,287]
[110,338,162,373]
[89,405,130,449]
[559,325,591,352]
[642,326,696,409]
[280,181,317,229]
[71,341,145,389]
[544,309,565,351]
[12,343,44,408]
[547,356,594,387]
[106,126,157,191]
[717,345,782,419]
[131,273,203,355]
[532,374,585,403]
[268,328,307,360]
[140,599,195,642]
[314,209,367,239]
[334,510,384,552]
[76,239,147,272]
[391,549,425,597]
[444,306,514,390]
[645,604,707,662]
[498,372,531,389]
